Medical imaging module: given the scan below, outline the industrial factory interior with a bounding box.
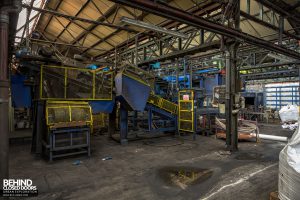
[1,0,300,199]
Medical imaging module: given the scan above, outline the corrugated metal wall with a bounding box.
[265,82,300,110]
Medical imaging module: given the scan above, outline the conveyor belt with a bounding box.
[147,93,177,115]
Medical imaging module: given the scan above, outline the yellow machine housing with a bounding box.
[45,101,93,130]
[147,93,177,114]
[40,65,113,101]
[178,90,195,132]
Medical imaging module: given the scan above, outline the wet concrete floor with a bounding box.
[9,123,293,200]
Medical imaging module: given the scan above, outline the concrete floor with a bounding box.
[9,124,293,200]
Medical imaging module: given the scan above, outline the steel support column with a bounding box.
[135,35,138,66]
[189,60,193,88]
[114,47,117,71]
[225,0,240,151]
[200,29,204,44]
[225,50,232,148]
[133,111,138,130]
[108,104,116,138]
[148,107,152,131]
[119,104,128,145]
[225,45,239,150]
[279,16,284,45]
[231,44,239,151]
[176,58,179,90]
[231,0,240,151]
[298,68,300,104]
[0,10,9,187]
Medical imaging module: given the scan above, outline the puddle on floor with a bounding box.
[158,166,213,189]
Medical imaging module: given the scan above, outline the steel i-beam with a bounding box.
[111,0,300,60]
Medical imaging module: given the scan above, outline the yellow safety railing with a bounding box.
[178,90,194,132]
[147,93,177,114]
[40,65,113,101]
[122,65,155,89]
[45,101,93,128]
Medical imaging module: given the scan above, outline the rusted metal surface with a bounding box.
[0,10,9,187]
[50,121,88,130]
[216,131,257,140]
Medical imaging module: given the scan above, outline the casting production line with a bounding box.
[14,49,267,161]
[15,48,264,161]
[3,1,300,199]
[28,62,221,160]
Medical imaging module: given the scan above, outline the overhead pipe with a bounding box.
[0,0,21,189]
[110,0,300,60]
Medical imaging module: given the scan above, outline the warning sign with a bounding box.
[183,95,189,100]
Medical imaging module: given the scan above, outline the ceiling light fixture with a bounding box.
[121,17,189,39]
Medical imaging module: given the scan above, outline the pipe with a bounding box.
[0,0,22,189]
[259,134,288,142]
[111,0,300,60]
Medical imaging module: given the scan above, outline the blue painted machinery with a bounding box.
[32,65,112,159]
[109,65,221,144]
[241,92,264,112]
[32,100,93,161]
[111,67,178,144]
[115,72,151,111]
[33,63,218,148]
[239,92,265,121]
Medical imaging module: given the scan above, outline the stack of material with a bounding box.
[215,118,259,141]
[279,105,299,123]
[279,122,300,200]
[279,105,299,130]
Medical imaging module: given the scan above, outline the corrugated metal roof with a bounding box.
[17,0,299,58]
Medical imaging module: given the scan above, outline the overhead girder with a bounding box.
[241,69,299,80]
[240,11,300,41]
[22,4,139,33]
[110,0,300,60]
[97,1,222,59]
